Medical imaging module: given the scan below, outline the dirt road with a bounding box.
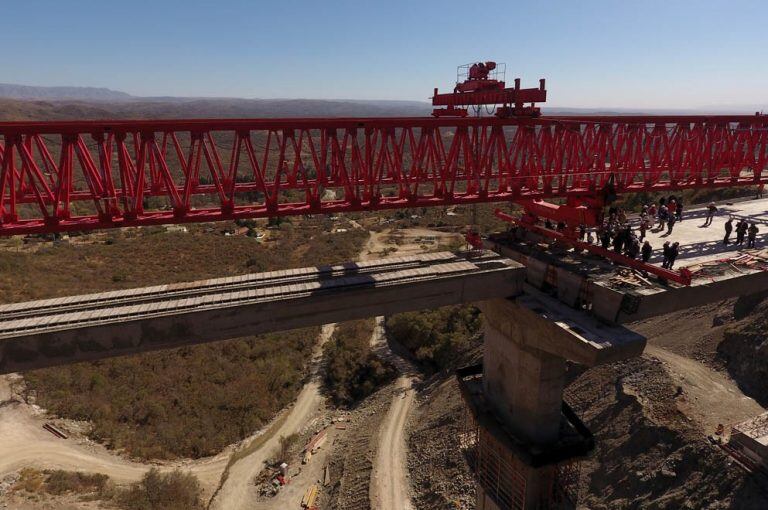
[209,323,335,510]
[631,302,766,434]
[0,373,270,499]
[644,345,765,434]
[0,324,336,505]
[0,374,204,484]
[369,317,417,510]
[361,228,461,261]
[360,230,441,510]
[371,376,416,510]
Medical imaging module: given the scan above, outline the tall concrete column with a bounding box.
[470,295,646,509]
[483,315,566,444]
[479,298,568,509]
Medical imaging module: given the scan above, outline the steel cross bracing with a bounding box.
[0,115,766,235]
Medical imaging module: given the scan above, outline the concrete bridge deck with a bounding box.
[0,250,524,374]
[489,197,768,323]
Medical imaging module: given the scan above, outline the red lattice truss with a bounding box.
[0,115,766,235]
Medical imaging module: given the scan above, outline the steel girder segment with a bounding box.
[0,115,765,235]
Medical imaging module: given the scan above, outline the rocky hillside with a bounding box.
[569,358,767,509]
[404,294,768,509]
[717,294,768,406]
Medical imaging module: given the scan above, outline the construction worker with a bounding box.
[600,229,611,250]
[666,212,676,234]
[668,198,677,219]
[639,214,648,241]
[657,204,669,229]
[736,219,748,245]
[748,223,759,248]
[723,218,734,245]
[704,202,718,227]
[662,241,671,268]
[618,208,627,225]
[641,240,653,262]
[613,228,625,254]
[668,242,680,269]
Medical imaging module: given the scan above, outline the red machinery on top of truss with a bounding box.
[0,63,766,283]
[432,61,546,118]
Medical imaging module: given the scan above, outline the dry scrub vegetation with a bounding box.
[9,467,204,510]
[386,305,482,372]
[323,319,397,406]
[17,222,368,459]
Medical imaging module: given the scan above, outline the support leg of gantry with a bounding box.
[461,289,647,510]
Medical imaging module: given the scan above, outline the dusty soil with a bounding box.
[250,424,340,510]
[407,377,476,510]
[629,300,732,364]
[371,376,416,510]
[361,228,462,260]
[630,298,766,434]
[0,324,336,510]
[360,230,456,510]
[0,492,109,510]
[570,357,768,509]
[321,384,397,510]
[0,374,171,486]
[716,294,768,407]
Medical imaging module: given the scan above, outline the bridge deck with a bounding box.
[489,197,768,323]
[0,251,524,373]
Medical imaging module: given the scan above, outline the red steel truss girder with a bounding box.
[0,115,766,235]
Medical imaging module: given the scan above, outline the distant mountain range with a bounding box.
[0,83,762,118]
[0,83,434,119]
[0,83,132,101]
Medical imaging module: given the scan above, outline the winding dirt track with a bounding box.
[362,228,458,510]
[371,374,416,510]
[208,323,335,510]
[368,314,419,510]
[0,324,335,505]
[644,345,765,434]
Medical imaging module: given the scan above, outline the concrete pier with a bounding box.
[471,290,646,509]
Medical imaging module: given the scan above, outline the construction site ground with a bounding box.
[403,295,768,509]
[3,216,768,509]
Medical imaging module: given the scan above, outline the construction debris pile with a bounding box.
[684,249,768,281]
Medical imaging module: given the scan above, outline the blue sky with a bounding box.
[1,0,766,108]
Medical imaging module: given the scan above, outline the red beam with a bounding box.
[0,115,765,236]
[494,209,693,285]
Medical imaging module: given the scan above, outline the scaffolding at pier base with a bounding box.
[457,364,591,510]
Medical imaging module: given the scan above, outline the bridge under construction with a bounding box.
[2,64,768,509]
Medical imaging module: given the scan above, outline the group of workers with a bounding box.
[570,195,762,270]
[723,217,760,248]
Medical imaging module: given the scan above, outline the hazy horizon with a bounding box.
[1,0,766,110]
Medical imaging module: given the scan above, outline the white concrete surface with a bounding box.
[641,197,768,267]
